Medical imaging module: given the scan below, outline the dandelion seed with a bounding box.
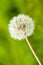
[8,14,42,65]
[8,14,34,40]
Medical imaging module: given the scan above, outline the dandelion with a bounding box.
[8,14,42,65]
[8,14,34,40]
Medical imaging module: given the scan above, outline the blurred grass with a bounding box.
[0,0,43,65]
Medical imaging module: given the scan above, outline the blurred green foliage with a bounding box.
[0,0,43,65]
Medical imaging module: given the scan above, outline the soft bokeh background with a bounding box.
[0,0,43,65]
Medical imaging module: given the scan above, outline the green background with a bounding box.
[0,0,43,65]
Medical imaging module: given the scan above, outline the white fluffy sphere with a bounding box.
[8,14,34,40]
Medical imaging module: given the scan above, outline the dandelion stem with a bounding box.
[24,35,42,65]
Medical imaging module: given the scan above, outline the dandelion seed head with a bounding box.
[8,14,34,40]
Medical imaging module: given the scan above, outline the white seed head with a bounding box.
[8,14,34,40]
